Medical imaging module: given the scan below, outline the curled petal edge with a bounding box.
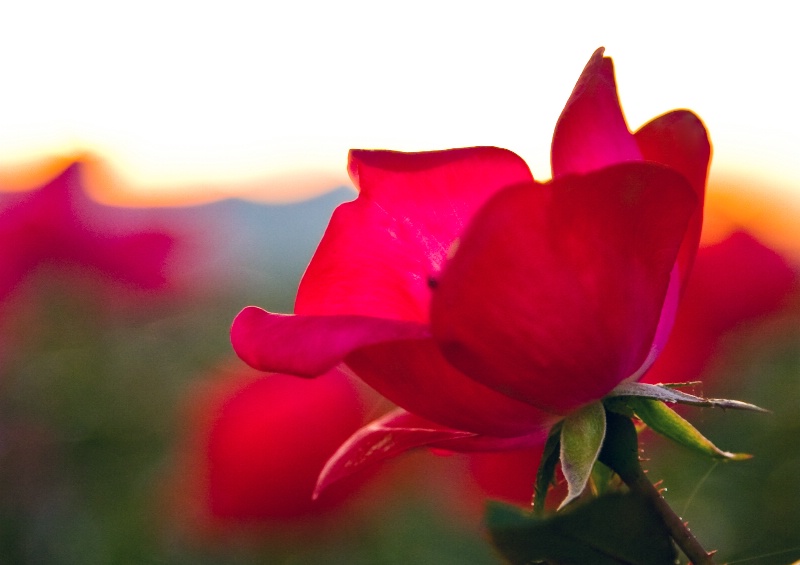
[314,409,548,498]
[231,306,429,376]
[314,408,475,499]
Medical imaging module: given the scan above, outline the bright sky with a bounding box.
[0,1,797,207]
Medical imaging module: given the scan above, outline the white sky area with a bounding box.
[0,1,797,204]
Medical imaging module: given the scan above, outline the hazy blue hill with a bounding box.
[36,184,357,308]
[209,185,355,274]
[174,186,355,307]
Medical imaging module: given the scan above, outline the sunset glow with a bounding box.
[1,2,797,214]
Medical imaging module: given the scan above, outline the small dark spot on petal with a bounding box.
[427,276,439,290]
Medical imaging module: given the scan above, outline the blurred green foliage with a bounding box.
[0,272,499,564]
[1,230,799,564]
[642,311,800,565]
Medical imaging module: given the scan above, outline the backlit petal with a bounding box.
[630,111,711,367]
[431,162,697,413]
[296,147,534,321]
[635,110,710,287]
[551,47,642,178]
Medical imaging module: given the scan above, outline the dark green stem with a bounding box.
[599,409,715,565]
[621,465,714,565]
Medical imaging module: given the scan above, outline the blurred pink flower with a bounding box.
[0,162,175,301]
[231,48,711,492]
[0,161,186,367]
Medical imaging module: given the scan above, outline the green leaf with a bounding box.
[629,397,752,461]
[533,423,562,516]
[487,492,677,565]
[559,402,606,509]
[609,381,769,413]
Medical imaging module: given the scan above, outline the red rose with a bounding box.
[231,48,710,493]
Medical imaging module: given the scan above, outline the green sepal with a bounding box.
[609,381,769,413]
[532,422,562,516]
[629,397,752,461]
[487,492,677,565]
[559,401,606,509]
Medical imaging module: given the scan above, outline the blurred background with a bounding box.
[1,2,799,563]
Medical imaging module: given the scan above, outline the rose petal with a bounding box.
[314,408,476,498]
[551,47,642,178]
[296,147,534,321]
[431,429,549,453]
[625,111,712,371]
[346,337,559,437]
[634,110,711,287]
[231,306,428,376]
[624,262,681,383]
[431,162,697,414]
[315,408,549,498]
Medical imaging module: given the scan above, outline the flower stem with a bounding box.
[599,410,715,564]
[621,465,715,565]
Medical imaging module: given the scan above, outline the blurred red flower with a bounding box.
[643,230,796,385]
[230,48,710,493]
[168,364,373,531]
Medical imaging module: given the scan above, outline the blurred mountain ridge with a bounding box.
[164,186,355,308]
[196,186,353,273]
